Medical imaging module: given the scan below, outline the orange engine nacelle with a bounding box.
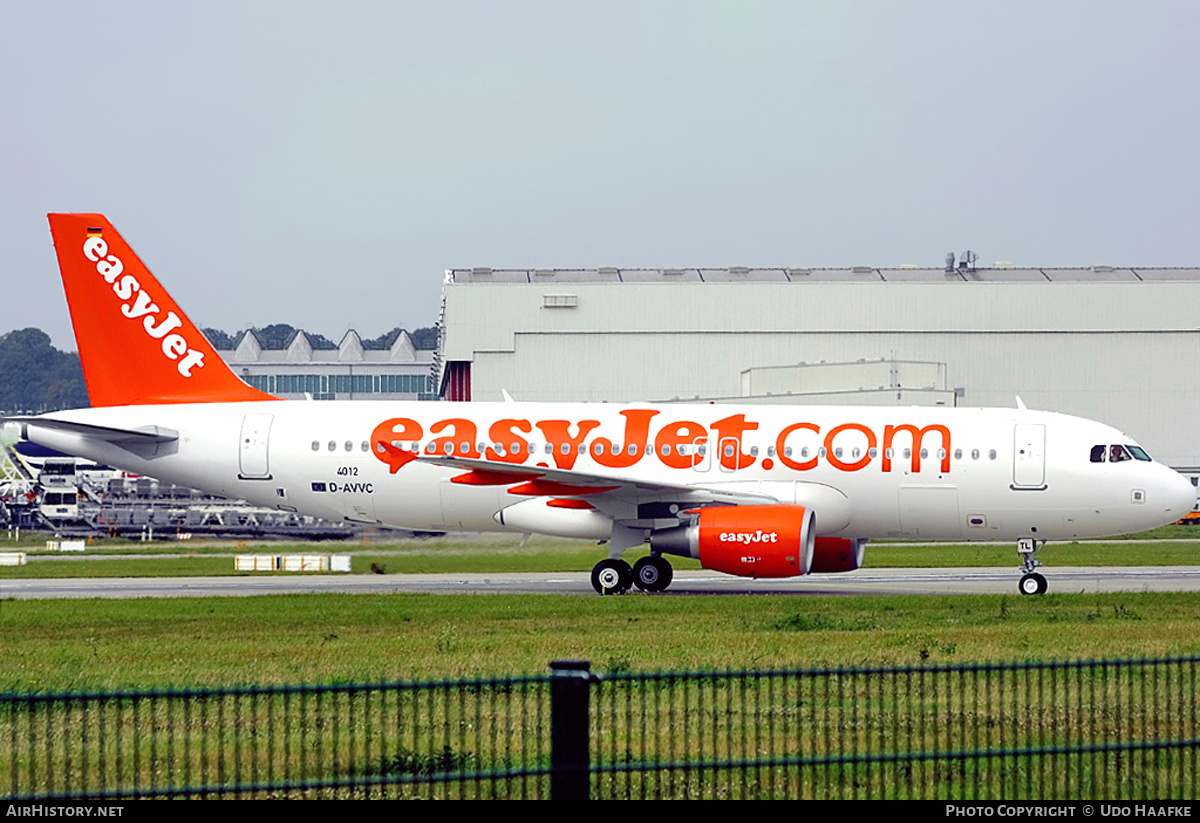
[650,505,816,578]
[809,537,867,573]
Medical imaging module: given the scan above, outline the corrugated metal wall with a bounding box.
[442,281,1200,468]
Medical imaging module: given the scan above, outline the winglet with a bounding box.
[47,214,276,406]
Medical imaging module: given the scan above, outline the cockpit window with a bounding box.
[1090,445,1106,463]
[1127,445,1152,462]
[1110,444,1132,463]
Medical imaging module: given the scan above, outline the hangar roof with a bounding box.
[446,266,1200,284]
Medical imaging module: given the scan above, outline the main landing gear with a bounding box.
[590,555,674,595]
[1017,537,1048,595]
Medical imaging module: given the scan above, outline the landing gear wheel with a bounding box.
[1016,537,1048,596]
[632,556,674,592]
[591,558,633,595]
[1019,573,1048,596]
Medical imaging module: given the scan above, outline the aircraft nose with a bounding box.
[1160,468,1197,520]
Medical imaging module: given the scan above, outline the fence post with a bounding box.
[550,660,591,800]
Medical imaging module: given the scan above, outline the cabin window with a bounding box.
[869,448,878,458]
[971,449,980,460]
[988,450,997,460]
[767,446,776,457]
[954,449,962,460]
[344,441,353,452]
[327,441,337,452]
[750,446,759,457]
[311,441,320,452]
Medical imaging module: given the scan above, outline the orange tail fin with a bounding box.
[47,213,276,406]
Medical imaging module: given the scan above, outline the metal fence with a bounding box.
[4,656,1198,800]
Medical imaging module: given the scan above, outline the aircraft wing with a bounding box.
[413,453,784,509]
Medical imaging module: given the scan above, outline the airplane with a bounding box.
[8,213,1196,596]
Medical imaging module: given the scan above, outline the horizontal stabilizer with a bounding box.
[11,416,179,459]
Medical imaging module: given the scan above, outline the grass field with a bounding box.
[4,590,1200,692]
[2,528,1200,693]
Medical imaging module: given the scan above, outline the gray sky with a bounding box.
[4,1,1198,350]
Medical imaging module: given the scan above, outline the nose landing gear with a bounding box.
[1017,537,1048,595]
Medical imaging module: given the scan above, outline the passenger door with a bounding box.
[1012,423,1046,489]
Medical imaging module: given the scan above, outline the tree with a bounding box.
[201,327,236,349]
[0,328,89,413]
[411,327,439,350]
[362,328,403,351]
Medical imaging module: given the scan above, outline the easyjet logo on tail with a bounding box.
[82,235,206,378]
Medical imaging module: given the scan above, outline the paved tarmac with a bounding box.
[5,565,1200,599]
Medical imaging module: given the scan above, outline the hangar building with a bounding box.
[216,328,436,401]
[436,264,1200,472]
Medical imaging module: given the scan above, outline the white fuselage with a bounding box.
[23,400,1197,543]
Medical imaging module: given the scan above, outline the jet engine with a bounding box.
[649,505,816,578]
[809,537,867,573]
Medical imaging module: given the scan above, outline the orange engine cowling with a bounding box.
[650,505,816,578]
[809,537,867,573]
